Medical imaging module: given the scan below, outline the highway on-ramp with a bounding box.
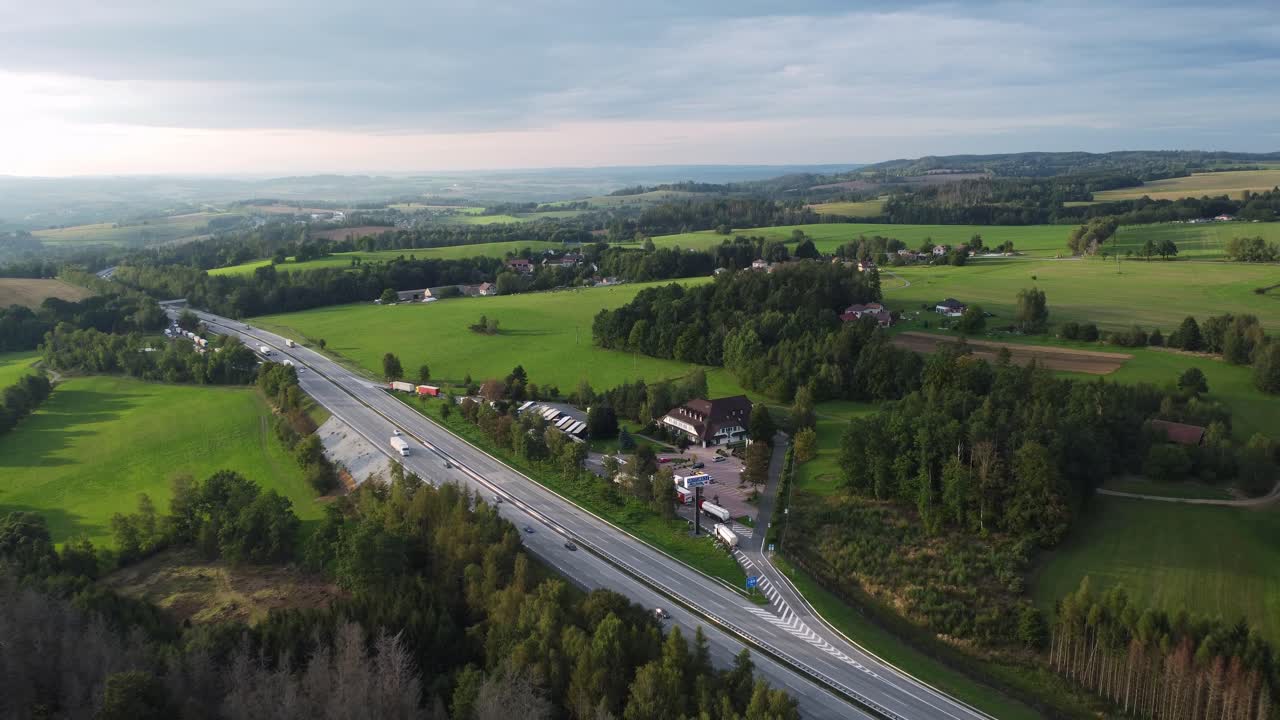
[185,309,991,720]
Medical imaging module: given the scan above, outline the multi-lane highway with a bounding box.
[185,309,992,720]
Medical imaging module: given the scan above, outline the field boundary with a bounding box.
[892,331,1132,375]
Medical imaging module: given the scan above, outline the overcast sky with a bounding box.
[1,0,1277,176]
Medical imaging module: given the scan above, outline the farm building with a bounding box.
[506,258,533,273]
[661,396,752,447]
[395,288,433,302]
[935,298,966,317]
[840,303,893,327]
[1149,419,1207,447]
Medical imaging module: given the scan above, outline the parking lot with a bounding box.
[586,440,760,525]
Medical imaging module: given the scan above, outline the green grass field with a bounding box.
[0,376,324,547]
[1034,497,1280,645]
[209,240,570,276]
[793,402,877,497]
[253,279,760,398]
[650,223,1072,257]
[807,201,886,217]
[886,256,1279,332]
[1094,169,1280,202]
[34,212,242,247]
[1100,477,1233,500]
[1112,221,1280,260]
[0,351,43,388]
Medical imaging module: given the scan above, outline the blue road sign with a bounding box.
[767,543,775,553]
[745,575,758,590]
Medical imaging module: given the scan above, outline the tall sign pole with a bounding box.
[694,485,702,536]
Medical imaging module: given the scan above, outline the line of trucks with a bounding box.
[388,381,441,397]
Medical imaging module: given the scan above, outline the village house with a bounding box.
[935,298,966,317]
[542,252,583,268]
[661,396,752,447]
[857,259,878,273]
[506,258,533,274]
[751,258,769,271]
[839,302,894,327]
[931,245,950,257]
[477,282,497,296]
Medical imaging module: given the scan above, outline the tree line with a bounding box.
[1051,579,1276,719]
[0,372,52,438]
[1,458,801,720]
[42,324,261,385]
[0,290,166,352]
[593,262,923,401]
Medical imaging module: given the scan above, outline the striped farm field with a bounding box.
[1094,169,1280,202]
[209,240,571,276]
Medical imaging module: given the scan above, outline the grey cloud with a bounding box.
[0,0,1277,148]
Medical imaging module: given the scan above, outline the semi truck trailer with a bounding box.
[390,436,410,457]
[700,501,731,523]
[713,523,739,548]
[389,381,415,393]
[416,385,440,397]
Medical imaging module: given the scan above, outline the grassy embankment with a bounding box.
[0,376,324,547]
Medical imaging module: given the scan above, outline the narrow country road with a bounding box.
[1097,480,1280,507]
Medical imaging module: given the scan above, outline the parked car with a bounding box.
[564,541,578,551]
[712,456,727,463]
[692,461,705,469]
[658,457,671,464]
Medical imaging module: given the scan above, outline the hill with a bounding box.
[0,376,324,547]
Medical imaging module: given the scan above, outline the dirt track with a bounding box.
[891,331,1132,375]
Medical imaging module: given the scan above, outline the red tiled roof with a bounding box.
[1150,419,1206,446]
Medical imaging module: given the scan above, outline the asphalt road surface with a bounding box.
[185,309,991,720]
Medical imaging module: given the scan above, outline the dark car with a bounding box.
[523,525,535,534]
[564,541,578,551]
[692,461,705,469]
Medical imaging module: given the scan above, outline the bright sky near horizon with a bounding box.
[1,0,1277,176]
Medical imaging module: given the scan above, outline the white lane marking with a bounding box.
[746,607,881,678]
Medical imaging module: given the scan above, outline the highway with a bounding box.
[186,309,992,720]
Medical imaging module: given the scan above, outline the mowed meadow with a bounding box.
[253,278,754,398]
[885,256,1280,332]
[0,350,43,388]
[1034,497,1280,646]
[1093,169,1280,202]
[209,240,571,276]
[0,376,323,547]
[0,278,94,308]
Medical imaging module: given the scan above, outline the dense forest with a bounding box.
[1,458,799,720]
[593,263,921,401]
[0,290,166,351]
[862,150,1280,179]
[883,183,1279,226]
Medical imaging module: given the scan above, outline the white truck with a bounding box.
[259,345,272,355]
[714,523,739,548]
[285,339,296,348]
[389,381,415,393]
[700,501,732,524]
[390,436,410,457]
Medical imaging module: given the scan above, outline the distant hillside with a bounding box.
[861,150,1280,179]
